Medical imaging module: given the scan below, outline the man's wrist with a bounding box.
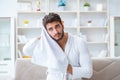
[67,64,73,74]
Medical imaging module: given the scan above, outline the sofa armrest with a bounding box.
[15,58,47,80]
[89,57,120,80]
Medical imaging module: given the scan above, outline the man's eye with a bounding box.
[56,24,61,28]
[48,28,53,31]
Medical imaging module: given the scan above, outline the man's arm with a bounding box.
[72,38,93,79]
[23,36,41,56]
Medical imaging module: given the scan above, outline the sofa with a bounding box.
[14,58,120,80]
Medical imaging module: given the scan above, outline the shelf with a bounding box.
[49,11,78,13]
[17,0,31,3]
[80,26,107,29]
[64,27,78,29]
[16,0,110,58]
[80,11,107,13]
[17,42,26,45]
[87,42,108,44]
[17,11,46,14]
[17,26,43,29]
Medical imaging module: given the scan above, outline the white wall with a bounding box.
[109,0,120,16]
[0,0,16,17]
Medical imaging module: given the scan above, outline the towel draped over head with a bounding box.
[32,27,68,73]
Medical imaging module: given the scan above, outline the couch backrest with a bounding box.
[15,58,120,80]
[84,57,120,80]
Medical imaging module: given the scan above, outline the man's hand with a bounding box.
[67,64,73,74]
[37,36,41,40]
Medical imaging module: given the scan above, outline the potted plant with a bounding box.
[83,2,90,11]
[58,0,66,11]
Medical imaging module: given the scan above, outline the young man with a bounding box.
[23,13,93,80]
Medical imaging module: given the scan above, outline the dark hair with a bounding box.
[42,13,62,29]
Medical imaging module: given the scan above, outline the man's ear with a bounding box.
[62,20,64,29]
[62,20,64,25]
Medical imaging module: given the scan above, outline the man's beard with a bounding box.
[52,30,64,42]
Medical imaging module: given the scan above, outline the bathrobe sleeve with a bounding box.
[72,38,93,79]
[23,38,39,56]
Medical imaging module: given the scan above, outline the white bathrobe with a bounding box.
[23,28,93,80]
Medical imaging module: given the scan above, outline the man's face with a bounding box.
[46,21,64,41]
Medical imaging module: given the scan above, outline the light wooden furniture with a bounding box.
[16,0,110,58]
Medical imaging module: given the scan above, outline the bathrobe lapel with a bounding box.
[32,28,68,73]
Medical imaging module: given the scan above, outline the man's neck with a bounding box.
[57,33,68,51]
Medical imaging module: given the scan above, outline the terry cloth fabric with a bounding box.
[31,27,68,73]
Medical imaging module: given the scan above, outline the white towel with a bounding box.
[31,27,68,73]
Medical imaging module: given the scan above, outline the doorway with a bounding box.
[110,16,120,57]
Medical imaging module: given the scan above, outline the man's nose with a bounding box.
[53,29,58,34]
